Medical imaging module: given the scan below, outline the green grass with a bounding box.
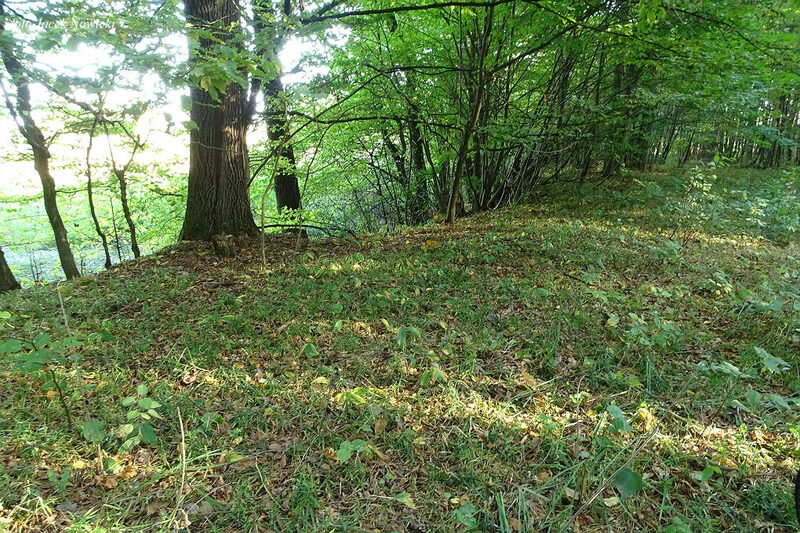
[0,166,798,532]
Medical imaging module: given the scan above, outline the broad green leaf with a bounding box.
[614,467,643,499]
[0,339,23,354]
[81,420,105,443]
[139,424,157,445]
[33,332,50,348]
[138,398,161,409]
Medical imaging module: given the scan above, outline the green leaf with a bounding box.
[121,396,136,407]
[393,492,416,509]
[303,343,319,358]
[614,467,643,499]
[137,384,149,396]
[606,313,620,326]
[33,332,51,348]
[81,420,105,443]
[336,440,353,463]
[606,404,634,434]
[139,424,157,445]
[138,398,161,410]
[0,339,23,354]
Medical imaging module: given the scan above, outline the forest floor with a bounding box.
[1,166,799,532]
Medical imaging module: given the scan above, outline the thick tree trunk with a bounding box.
[181,0,257,240]
[0,246,20,293]
[0,1,80,280]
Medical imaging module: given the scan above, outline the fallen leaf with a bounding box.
[603,496,620,507]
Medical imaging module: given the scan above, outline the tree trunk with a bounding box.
[253,0,303,222]
[114,169,141,257]
[0,1,80,280]
[86,121,112,269]
[264,75,303,215]
[0,246,20,293]
[181,0,257,240]
[446,6,493,224]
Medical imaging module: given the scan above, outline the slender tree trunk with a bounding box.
[113,169,140,258]
[0,1,80,279]
[447,6,492,224]
[86,121,112,269]
[0,246,20,292]
[181,0,257,240]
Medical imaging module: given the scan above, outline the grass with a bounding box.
[0,165,798,532]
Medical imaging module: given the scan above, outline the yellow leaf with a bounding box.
[603,496,620,507]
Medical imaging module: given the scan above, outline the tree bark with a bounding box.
[0,0,80,280]
[264,75,303,214]
[181,0,258,240]
[254,0,303,220]
[447,6,492,224]
[114,168,141,258]
[0,246,20,293]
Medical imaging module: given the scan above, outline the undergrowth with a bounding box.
[0,167,798,532]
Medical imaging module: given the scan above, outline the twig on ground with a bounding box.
[170,407,187,529]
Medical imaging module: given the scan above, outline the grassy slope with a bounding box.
[0,167,798,532]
